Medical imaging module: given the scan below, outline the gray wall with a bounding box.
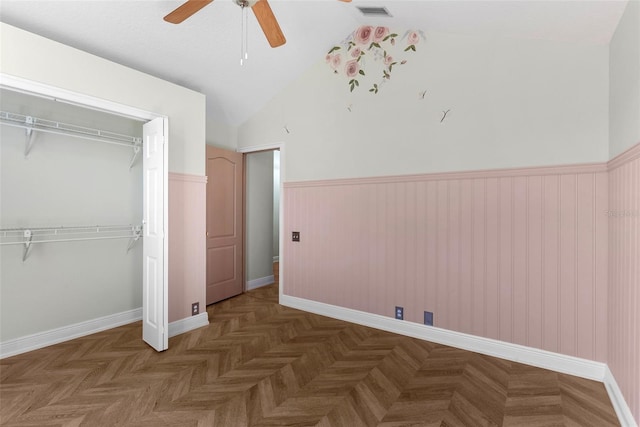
[609,0,640,158]
[245,151,274,282]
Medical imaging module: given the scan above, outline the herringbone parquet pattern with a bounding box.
[0,281,619,426]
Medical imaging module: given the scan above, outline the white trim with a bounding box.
[247,275,275,291]
[281,295,607,381]
[0,74,157,121]
[273,256,280,262]
[168,313,209,338]
[0,308,142,359]
[168,172,208,184]
[237,143,283,154]
[162,115,170,350]
[603,366,638,427]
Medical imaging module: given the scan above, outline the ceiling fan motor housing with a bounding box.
[235,0,258,8]
[165,0,286,48]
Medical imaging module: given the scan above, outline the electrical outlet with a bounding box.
[424,311,433,326]
[395,306,404,320]
[292,231,300,242]
[192,302,199,316]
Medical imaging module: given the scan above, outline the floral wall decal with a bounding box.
[326,26,425,94]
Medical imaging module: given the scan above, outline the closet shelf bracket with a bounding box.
[126,226,143,253]
[129,139,142,170]
[24,116,36,157]
[22,230,33,262]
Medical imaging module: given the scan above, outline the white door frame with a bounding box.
[237,142,285,301]
[0,73,169,349]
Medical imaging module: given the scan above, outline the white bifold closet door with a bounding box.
[142,117,167,351]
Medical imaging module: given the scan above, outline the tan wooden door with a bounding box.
[206,146,243,305]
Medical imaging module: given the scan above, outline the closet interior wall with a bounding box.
[0,89,144,342]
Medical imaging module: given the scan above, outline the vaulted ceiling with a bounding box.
[0,1,628,127]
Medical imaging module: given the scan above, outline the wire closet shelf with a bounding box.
[0,110,142,168]
[0,224,143,262]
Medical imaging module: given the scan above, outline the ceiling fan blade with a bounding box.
[164,0,213,24]
[251,0,286,48]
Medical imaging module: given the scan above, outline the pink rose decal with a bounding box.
[355,26,374,45]
[407,31,420,45]
[332,54,341,69]
[325,53,341,70]
[345,60,359,78]
[373,26,389,42]
[327,26,422,94]
[405,31,420,52]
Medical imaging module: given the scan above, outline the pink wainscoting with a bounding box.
[283,163,609,362]
[168,173,207,323]
[608,142,640,423]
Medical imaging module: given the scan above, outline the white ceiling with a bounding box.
[0,0,628,127]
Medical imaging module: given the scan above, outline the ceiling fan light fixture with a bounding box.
[356,6,392,17]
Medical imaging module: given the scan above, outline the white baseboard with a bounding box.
[1,309,211,360]
[603,366,638,427]
[281,295,637,425]
[168,312,209,338]
[281,294,608,378]
[0,308,143,359]
[273,256,280,262]
[247,275,275,291]
[281,295,607,381]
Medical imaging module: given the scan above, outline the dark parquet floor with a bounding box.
[0,276,619,426]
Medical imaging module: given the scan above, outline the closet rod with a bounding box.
[0,110,142,149]
[0,226,143,243]
[0,224,143,261]
[0,224,141,233]
[0,234,139,246]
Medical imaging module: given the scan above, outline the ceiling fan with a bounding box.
[164,0,351,48]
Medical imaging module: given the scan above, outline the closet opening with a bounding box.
[0,76,168,356]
